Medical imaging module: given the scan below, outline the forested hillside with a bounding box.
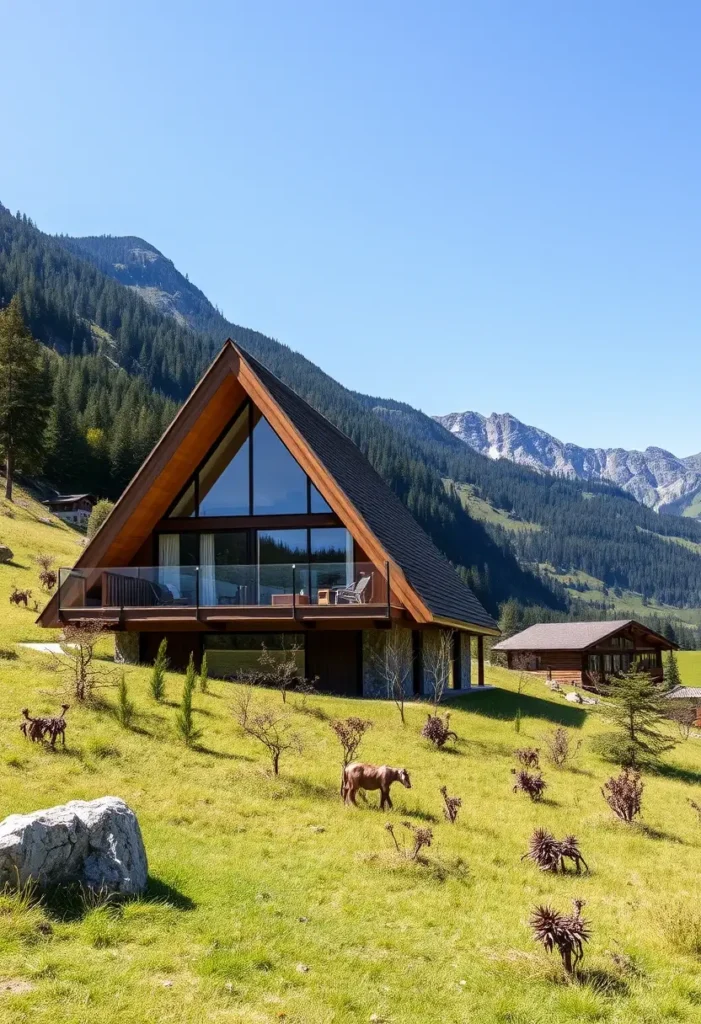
[3,205,701,627]
[0,205,552,614]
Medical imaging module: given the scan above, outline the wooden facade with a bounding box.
[39,341,498,696]
[495,620,675,690]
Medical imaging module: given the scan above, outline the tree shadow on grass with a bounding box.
[578,968,629,996]
[397,805,439,823]
[192,744,252,761]
[460,689,587,729]
[646,761,701,787]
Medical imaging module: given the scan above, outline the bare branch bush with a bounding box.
[423,629,454,708]
[422,712,458,748]
[601,768,643,822]
[542,726,582,769]
[667,701,697,741]
[384,821,434,861]
[371,629,413,725]
[51,621,114,704]
[34,552,57,592]
[233,687,302,775]
[330,716,372,794]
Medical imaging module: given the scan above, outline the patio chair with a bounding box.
[332,573,373,605]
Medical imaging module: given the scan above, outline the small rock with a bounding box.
[224,982,233,993]
[296,963,309,973]
[459,980,466,986]
[161,980,173,988]
[298,916,308,923]
[309,825,325,833]
[0,545,13,565]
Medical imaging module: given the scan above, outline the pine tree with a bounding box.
[0,296,51,499]
[664,649,682,691]
[199,651,209,694]
[175,653,201,747]
[116,671,135,729]
[150,638,168,702]
[600,670,677,766]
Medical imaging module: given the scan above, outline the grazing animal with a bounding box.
[342,762,411,810]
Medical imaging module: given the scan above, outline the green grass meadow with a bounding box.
[2,486,701,1021]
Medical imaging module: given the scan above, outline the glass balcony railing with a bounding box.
[57,562,390,612]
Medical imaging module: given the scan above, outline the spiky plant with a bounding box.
[440,785,462,824]
[511,768,547,802]
[530,899,591,975]
[559,835,589,874]
[601,768,643,822]
[522,828,561,872]
[515,747,540,769]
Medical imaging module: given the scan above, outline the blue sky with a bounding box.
[1,1,699,454]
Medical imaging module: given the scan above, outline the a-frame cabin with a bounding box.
[39,341,498,696]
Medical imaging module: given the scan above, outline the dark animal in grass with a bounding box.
[530,899,591,975]
[342,762,411,810]
[522,828,589,874]
[9,586,32,607]
[20,705,69,747]
[511,768,546,801]
[514,746,540,769]
[421,713,458,748]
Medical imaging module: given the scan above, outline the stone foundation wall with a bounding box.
[114,631,140,665]
[362,627,414,699]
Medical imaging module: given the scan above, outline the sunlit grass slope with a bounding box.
[1,498,701,1021]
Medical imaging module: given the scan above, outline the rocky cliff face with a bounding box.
[437,411,701,517]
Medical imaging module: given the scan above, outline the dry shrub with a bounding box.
[601,768,643,822]
[511,768,546,802]
[233,688,302,775]
[421,713,457,749]
[542,726,581,768]
[52,621,113,703]
[514,746,540,769]
[385,821,433,861]
[330,716,372,796]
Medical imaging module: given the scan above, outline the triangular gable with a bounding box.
[39,340,497,633]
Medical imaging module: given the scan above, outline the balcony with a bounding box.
[57,562,396,626]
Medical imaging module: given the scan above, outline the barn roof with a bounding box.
[492,619,676,652]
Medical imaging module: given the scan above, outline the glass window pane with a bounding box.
[253,416,307,514]
[169,480,195,517]
[309,527,352,599]
[258,529,306,604]
[199,405,250,517]
[199,532,252,607]
[310,482,332,513]
[258,529,308,564]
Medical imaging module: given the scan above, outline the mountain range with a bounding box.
[437,411,701,519]
[3,206,701,639]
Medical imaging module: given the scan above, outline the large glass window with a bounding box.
[252,416,307,514]
[309,527,353,600]
[258,529,307,603]
[199,532,252,606]
[199,404,250,517]
[203,633,305,680]
[310,483,332,513]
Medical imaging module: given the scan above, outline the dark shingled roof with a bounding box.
[240,347,497,632]
[493,619,676,652]
[665,686,701,700]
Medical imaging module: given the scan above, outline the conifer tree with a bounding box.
[199,651,209,694]
[175,653,201,747]
[664,649,682,691]
[0,296,51,499]
[150,638,168,702]
[600,670,677,767]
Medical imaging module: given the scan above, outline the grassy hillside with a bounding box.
[677,651,701,687]
[3,511,701,1021]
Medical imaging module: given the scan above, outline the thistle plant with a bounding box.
[522,828,589,874]
[439,785,462,823]
[601,768,643,822]
[511,768,547,802]
[514,747,540,769]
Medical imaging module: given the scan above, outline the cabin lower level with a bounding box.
[115,623,483,699]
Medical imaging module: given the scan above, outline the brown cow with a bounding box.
[342,762,411,810]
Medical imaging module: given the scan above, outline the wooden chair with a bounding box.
[332,573,373,604]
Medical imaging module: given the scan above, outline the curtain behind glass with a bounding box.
[199,533,217,605]
[158,534,181,598]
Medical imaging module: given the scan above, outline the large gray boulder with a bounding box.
[0,797,148,894]
[0,545,13,564]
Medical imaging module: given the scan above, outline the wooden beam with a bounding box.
[477,635,485,687]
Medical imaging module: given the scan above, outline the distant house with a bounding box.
[37,341,498,695]
[492,619,677,689]
[44,494,96,527]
